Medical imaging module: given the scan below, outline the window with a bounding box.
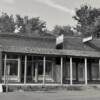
[7,60,18,76]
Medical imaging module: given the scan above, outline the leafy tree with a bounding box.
[0,13,15,32]
[15,15,25,33]
[52,25,74,36]
[28,17,46,34]
[73,5,100,37]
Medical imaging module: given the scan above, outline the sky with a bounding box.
[0,0,100,30]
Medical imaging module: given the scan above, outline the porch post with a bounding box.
[24,55,27,84]
[0,52,2,83]
[61,56,63,85]
[99,59,100,80]
[4,54,7,84]
[35,63,38,83]
[18,56,21,82]
[70,57,73,85]
[85,57,87,85]
[43,56,46,85]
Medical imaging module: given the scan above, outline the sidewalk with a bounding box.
[0,88,100,100]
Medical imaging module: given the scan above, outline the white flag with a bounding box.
[56,34,64,45]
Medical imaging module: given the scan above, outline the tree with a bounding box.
[0,13,15,32]
[15,15,25,33]
[52,25,74,36]
[73,5,100,37]
[28,17,46,34]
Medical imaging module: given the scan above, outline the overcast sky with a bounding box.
[0,0,100,30]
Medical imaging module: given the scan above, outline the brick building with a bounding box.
[0,33,100,86]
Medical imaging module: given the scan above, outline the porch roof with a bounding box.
[2,46,100,58]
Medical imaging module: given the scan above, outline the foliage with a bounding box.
[0,12,46,36]
[0,13,15,32]
[73,5,100,37]
[52,25,74,36]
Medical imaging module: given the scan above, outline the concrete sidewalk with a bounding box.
[0,88,100,100]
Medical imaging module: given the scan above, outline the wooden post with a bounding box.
[24,55,27,84]
[0,52,2,83]
[43,56,46,85]
[85,58,87,85]
[61,56,63,85]
[70,57,73,85]
[18,56,21,82]
[98,59,100,80]
[35,63,38,83]
[4,54,7,84]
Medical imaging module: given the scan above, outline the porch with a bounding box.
[1,52,100,85]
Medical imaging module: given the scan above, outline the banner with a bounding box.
[56,34,64,45]
[56,34,64,49]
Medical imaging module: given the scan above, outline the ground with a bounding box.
[0,88,100,100]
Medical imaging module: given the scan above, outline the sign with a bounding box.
[82,36,93,43]
[56,34,64,45]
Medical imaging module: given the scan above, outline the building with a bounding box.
[0,33,100,86]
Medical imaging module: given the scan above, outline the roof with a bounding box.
[64,36,100,52]
[0,33,100,57]
[2,45,100,57]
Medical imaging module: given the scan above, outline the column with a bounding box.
[85,57,87,85]
[70,57,73,85]
[43,56,46,85]
[0,52,2,83]
[61,56,63,85]
[4,54,7,84]
[98,59,100,80]
[35,63,38,83]
[24,55,27,84]
[18,56,21,82]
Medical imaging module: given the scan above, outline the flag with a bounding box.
[56,34,64,49]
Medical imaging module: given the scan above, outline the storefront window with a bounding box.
[7,60,18,76]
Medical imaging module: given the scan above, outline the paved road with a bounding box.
[0,89,100,100]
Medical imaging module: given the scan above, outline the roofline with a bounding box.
[0,33,56,40]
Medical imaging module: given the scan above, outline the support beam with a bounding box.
[99,59,100,80]
[61,56,63,85]
[24,55,27,84]
[18,56,21,82]
[4,54,7,84]
[0,52,2,83]
[70,57,73,85]
[35,63,38,83]
[43,56,46,85]
[85,58,87,85]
